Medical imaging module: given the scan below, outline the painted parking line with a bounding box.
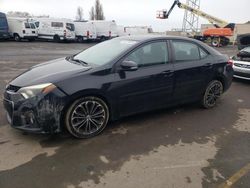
[218,163,250,188]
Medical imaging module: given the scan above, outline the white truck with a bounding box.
[34,18,75,42]
[89,20,118,40]
[74,21,97,42]
[7,17,37,41]
[120,26,153,36]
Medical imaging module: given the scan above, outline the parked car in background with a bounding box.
[89,20,118,40]
[7,17,37,41]
[231,47,250,80]
[74,21,97,42]
[3,35,233,138]
[237,33,250,50]
[237,46,250,58]
[34,18,75,42]
[0,12,10,40]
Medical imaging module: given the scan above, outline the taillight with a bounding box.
[109,31,111,37]
[228,60,233,66]
[23,30,26,34]
[87,30,90,37]
[64,30,66,36]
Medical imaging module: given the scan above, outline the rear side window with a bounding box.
[51,22,63,27]
[173,41,200,61]
[199,47,209,59]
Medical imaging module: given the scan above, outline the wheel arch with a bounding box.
[212,75,226,91]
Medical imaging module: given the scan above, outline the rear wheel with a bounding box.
[201,80,223,109]
[53,35,61,42]
[211,37,220,47]
[65,96,109,138]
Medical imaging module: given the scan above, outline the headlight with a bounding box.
[18,83,56,99]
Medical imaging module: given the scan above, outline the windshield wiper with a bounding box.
[66,56,88,65]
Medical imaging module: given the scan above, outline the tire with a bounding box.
[100,36,106,42]
[14,34,21,42]
[53,35,61,43]
[211,38,220,47]
[65,96,109,138]
[201,80,223,109]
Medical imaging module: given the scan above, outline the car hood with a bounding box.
[10,58,92,87]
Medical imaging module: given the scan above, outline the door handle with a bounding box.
[203,63,213,67]
[161,70,174,77]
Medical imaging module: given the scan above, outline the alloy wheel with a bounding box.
[203,80,223,108]
[66,97,109,138]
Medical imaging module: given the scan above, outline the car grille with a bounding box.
[234,63,250,69]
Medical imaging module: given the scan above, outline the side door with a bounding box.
[112,40,174,117]
[170,40,213,102]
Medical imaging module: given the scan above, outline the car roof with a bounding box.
[117,35,196,42]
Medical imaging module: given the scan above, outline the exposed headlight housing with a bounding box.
[18,83,56,99]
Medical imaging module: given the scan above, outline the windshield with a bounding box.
[35,21,39,28]
[73,38,138,66]
[242,47,250,53]
[66,23,75,31]
[30,23,36,29]
[0,17,8,28]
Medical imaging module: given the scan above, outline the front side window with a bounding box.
[126,41,168,67]
[51,22,63,27]
[24,23,31,28]
[173,41,200,61]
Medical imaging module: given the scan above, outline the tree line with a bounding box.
[6,0,105,21]
[76,0,105,21]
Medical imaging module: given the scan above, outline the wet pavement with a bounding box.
[0,42,249,188]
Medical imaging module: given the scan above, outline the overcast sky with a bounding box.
[0,0,249,31]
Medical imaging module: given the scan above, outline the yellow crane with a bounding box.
[157,0,235,47]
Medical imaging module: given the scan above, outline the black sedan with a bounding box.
[3,36,234,138]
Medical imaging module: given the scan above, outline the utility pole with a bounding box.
[182,0,200,34]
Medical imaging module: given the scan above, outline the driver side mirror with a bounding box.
[120,60,138,71]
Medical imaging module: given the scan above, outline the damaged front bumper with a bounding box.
[3,85,67,134]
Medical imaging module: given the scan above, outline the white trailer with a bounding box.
[34,18,75,42]
[74,21,97,42]
[89,20,118,40]
[7,17,37,41]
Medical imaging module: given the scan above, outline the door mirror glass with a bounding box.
[121,60,138,71]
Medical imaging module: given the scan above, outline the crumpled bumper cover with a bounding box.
[3,87,67,134]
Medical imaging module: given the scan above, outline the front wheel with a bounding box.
[65,96,109,138]
[201,80,223,109]
[14,34,21,42]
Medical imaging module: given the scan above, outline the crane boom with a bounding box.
[158,0,229,28]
